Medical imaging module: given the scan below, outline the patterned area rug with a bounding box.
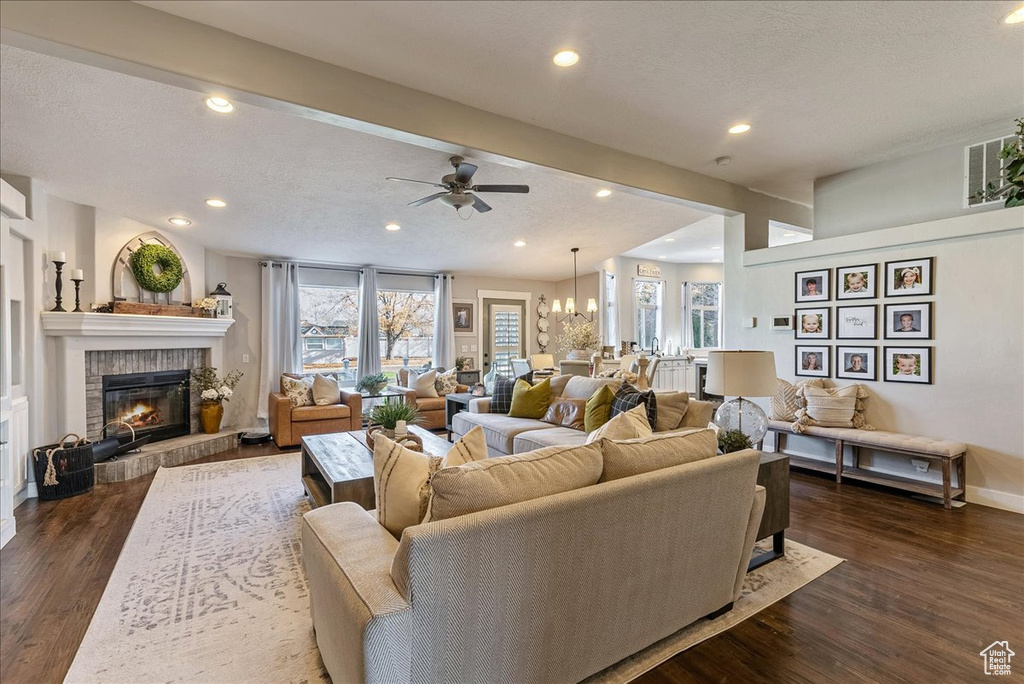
[65,454,843,684]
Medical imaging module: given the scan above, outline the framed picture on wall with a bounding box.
[794,307,831,339]
[836,305,877,340]
[795,269,830,302]
[884,346,933,384]
[884,257,934,296]
[795,345,830,378]
[884,302,933,340]
[453,300,475,335]
[836,264,878,300]
[836,346,878,381]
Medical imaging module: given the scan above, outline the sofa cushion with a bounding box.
[585,404,652,444]
[599,428,716,482]
[415,397,446,412]
[547,374,573,398]
[490,375,515,414]
[434,368,459,395]
[611,383,658,427]
[408,369,439,398]
[426,442,604,522]
[291,404,351,422]
[584,385,616,433]
[312,374,341,406]
[373,433,442,538]
[654,391,690,432]
[513,426,590,453]
[541,397,586,431]
[561,375,620,400]
[451,412,552,455]
[281,375,314,407]
[509,378,552,419]
[441,426,489,467]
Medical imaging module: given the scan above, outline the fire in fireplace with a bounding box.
[102,370,191,442]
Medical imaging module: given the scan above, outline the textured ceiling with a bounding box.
[139,0,1024,205]
[0,46,712,279]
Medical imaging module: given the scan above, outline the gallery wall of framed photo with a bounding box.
[793,257,934,384]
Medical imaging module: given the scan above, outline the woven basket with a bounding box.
[32,433,95,500]
[365,426,423,452]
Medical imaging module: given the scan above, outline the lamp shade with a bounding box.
[704,350,777,397]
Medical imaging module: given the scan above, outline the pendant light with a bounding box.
[552,248,597,323]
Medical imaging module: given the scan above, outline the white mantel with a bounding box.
[42,312,234,436]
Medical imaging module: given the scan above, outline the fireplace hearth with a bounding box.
[102,370,191,442]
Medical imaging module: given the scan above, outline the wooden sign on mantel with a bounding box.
[112,301,207,318]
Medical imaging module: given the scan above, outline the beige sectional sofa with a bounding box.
[451,375,715,455]
[302,447,765,684]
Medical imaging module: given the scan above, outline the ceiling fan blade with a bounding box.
[386,177,447,188]
[470,194,492,213]
[454,162,478,185]
[471,184,530,193]
[408,192,448,207]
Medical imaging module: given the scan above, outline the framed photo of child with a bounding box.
[836,346,878,381]
[884,257,934,297]
[794,307,830,339]
[836,264,877,300]
[836,305,877,340]
[795,345,830,378]
[795,269,830,303]
[883,346,933,384]
[884,302,933,340]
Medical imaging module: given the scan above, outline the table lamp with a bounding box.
[704,350,777,445]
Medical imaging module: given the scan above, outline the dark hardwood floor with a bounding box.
[2,447,1021,683]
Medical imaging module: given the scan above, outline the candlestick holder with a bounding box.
[71,278,85,313]
[51,261,66,312]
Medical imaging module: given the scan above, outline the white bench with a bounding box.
[765,420,967,509]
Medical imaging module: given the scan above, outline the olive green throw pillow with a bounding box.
[584,384,616,432]
[508,378,552,419]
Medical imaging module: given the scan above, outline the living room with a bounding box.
[1,2,1022,683]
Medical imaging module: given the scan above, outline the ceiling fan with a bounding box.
[386,156,529,215]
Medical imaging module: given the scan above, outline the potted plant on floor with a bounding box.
[190,365,243,434]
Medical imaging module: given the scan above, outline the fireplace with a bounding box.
[102,370,191,442]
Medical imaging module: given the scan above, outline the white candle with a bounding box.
[51,251,66,263]
[395,420,407,438]
[71,269,84,280]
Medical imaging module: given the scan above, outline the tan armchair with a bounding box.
[269,374,362,447]
[393,369,467,431]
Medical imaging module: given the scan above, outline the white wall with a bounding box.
[724,209,1024,512]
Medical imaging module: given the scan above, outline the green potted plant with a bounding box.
[364,402,421,446]
[355,372,390,395]
[717,429,753,454]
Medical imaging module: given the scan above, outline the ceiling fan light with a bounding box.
[439,193,474,209]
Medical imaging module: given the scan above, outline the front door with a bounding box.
[481,299,526,378]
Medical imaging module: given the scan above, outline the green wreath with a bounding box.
[130,244,183,293]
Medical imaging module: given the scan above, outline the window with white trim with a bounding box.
[633,279,662,350]
[684,282,722,349]
[603,272,617,346]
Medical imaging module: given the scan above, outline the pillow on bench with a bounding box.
[771,378,823,421]
[793,384,874,433]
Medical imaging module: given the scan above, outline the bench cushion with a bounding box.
[769,420,966,457]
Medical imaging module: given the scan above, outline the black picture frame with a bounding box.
[836,304,878,340]
[883,346,934,384]
[794,306,831,339]
[836,263,878,300]
[884,301,933,340]
[884,257,935,297]
[795,345,831,378]
[795,269,831,303]
[836,345,878,381]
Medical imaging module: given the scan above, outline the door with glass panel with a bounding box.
[482,299,525,378]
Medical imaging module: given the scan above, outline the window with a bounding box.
[634,279,662,350]
[304,337,325,351]
[299,284,359,383]
[376,290,435,380]
[684,282,722,349]
[603,272,617,346]
[325,337,345,350]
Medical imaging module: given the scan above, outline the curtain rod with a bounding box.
[259,260,453,278]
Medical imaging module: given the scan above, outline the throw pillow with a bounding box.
[548,374,573,398]
[599,428,716,482]
[426,442,603,522]
[440,425,489,467]
[771,378,824,421]
[508,378,552,419]
[611,383,658,428]
[793,383,875,433]
[585,404,652,444]
[280,375,314,407]
[490,374,515,414]
[434,368,459,396]
[312,374,341,406]
[654,391,690,432]
[373,433,442,538]
[541,398,587,431]
[584,384,616,432]
[408,369,439,398]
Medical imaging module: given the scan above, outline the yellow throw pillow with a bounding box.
[584,384,616,432]
[508,377,552,419]
[441,426,489,467]
[585,404,652,444]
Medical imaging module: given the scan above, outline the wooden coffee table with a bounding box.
[301,425,453,510]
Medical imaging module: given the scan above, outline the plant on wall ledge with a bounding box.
[974,117,1023,208]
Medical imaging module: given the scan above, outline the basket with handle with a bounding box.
[32,433,95,500]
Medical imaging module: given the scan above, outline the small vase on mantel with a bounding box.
[200,401,224,434]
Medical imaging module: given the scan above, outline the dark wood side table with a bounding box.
[748,451,790,571]
[445,392,480,441]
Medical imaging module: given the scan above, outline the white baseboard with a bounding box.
[966,485,1024,514]
[0,518,14,548]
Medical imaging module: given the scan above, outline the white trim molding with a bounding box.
[41,312,234,336]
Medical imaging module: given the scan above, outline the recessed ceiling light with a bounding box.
[514,240,527,247]
[658,255,667,259]
[205,96,234,113]
[1004,5,1024,23]
[664,238,675,242]
[783,232,796,237]
[385,223,401,232]
[595,189,612,198]
[205,198,227,208]
[711,245,722,250]
[168,217,192,227]
[728,123,751,135]
[712,259,722,263]
[553,50,581,67]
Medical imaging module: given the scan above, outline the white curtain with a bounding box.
[357,267,381,376]
[257,261,301,425]
[433,273,456,370]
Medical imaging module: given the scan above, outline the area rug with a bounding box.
[65,454,843,684]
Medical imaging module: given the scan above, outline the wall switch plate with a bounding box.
[242,353,250,363]
[470,345,478,352]
[461,345,469,352]
[910,458,929,473]
[743,317,756,328]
